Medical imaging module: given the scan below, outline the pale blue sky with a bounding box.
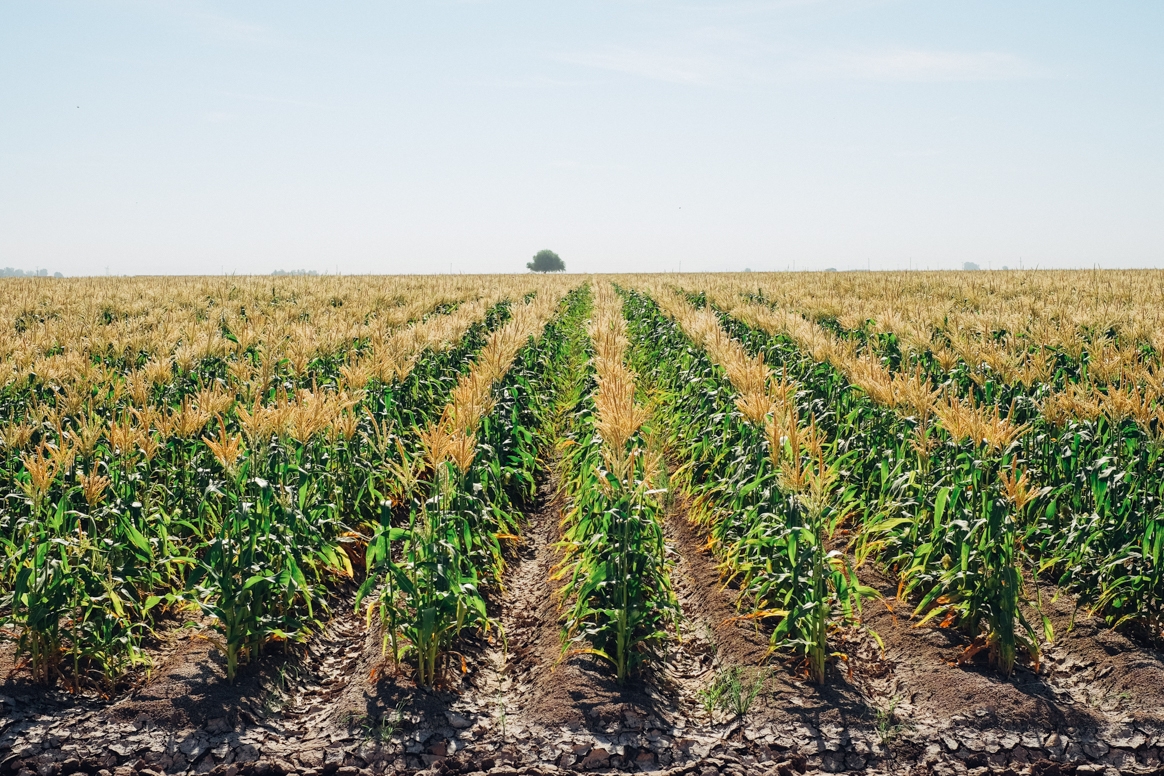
[2,1,1161,275]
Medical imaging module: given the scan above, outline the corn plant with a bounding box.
[3,499,73,683]
[187,469,337,683]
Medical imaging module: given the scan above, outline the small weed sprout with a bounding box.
[874,694,907,745]
[699,666,768,723]
[362,699,408,742]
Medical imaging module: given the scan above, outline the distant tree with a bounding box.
[0,266,60,278]
[963,261,981,271]
[527,250,565,273]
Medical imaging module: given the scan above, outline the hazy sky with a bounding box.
[2,1,1162,276]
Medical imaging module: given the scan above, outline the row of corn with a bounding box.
[623,286,877,682]
[358,286,587,686]
[554,282,677,684]
[687,269,1164,371]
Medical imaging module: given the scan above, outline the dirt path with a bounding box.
[661,493,888,773]
[442,475,714,773]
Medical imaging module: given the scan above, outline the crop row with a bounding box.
[358,286,579,686]
[0,282,565,437]
[555,282,676,684]
[625,285,877,681]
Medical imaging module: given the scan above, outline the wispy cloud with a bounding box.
[556,42,1048,86]
[214,91,330,110]
[555,45,751,86]
[188,8,280,46]
[895,147,942,158]
[788,48,1050,82]
[119,0,286,47]
[678,0,861,14]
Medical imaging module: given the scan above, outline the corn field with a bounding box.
[4,272,1164,775]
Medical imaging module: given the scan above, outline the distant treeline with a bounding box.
[271,269,319,276]
[1,268,63,278]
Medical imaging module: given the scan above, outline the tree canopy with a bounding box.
[527,249,565,273]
